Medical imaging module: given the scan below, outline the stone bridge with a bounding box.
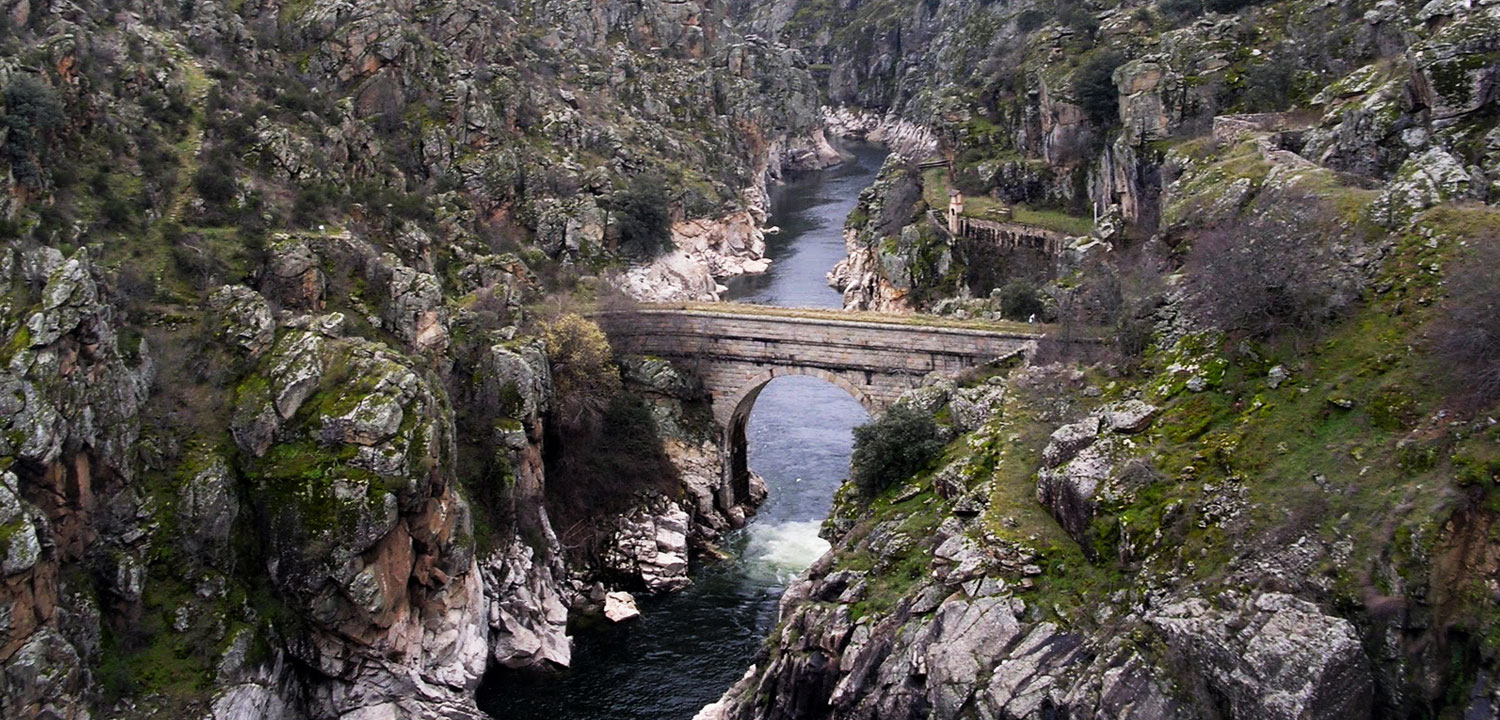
[598,304,1056,509]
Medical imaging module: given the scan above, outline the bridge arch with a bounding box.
[721,368,877,510]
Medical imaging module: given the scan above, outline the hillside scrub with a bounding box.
[542,313,622,431]
[613,173,674,259]
[851,403,944,498]
[1434,230,1500,411]
[1181,190,1364,339]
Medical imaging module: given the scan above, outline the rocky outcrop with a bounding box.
[704,370,1382,720]
[1035,400,1158,552]
[771,127,846,178]
[233,334,490,718]
[603,499,693,593]
[825,107,939,161]
[621,195,775,302]
[484,539,571,669]
[0,246,152,720]
[828,155,948,312]
[1151,592,1373,720]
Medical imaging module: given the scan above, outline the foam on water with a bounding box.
[744,520,831,581]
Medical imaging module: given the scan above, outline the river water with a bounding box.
[478,141,888,720]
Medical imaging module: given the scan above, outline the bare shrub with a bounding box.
[1434,233,1500,411]
[1038,244,1167,366]
[1181,191,1360,339]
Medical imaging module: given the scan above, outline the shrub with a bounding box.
[1434,234,1500,411]
[1016,8,1050,32]
[1239,55,1298,111]
[541,313,622,430]
[1074,50,1126,127]
[613,173,673,258]
[1181,192,1357,338]
[194,156,238,207]
[2,75,66,188]
[999,280,1046,320]
[850,404,944,499]
[1056,3,1100,38]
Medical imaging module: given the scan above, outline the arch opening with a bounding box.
[721,368,877,515]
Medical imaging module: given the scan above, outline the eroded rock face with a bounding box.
[234,335,489,717]
[1150,593,1374,720]
[620,198,777,302]
[603,499,693,593]
[468,338,574,671]
[829,156,933,312]
[0,246,153,720]
[484,539,571,669]
[824,106,939,160]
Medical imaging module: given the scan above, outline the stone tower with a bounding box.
[948,189,964,234]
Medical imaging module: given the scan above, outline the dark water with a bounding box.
[478,141,887,720]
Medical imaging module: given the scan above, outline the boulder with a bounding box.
[604,591,641,622]
[208,285,275,359]
[1101,400,1157,434]
[1150,593,1373,720]
[261,237,325,312]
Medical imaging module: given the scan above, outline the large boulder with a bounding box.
[209,285,276,360]
[1150,593,1373,720]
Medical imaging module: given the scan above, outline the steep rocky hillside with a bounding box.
[742,0,1497,315]
[0,1,830,718]
[2,0,1499,718]
[694,0,1500,718]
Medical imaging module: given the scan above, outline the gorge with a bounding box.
[477,141,883,720]
[2,0,1500,719]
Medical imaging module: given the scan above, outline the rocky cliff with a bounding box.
[0,0,824,717]
[694,2,1500,719]
[752,0,1500,312]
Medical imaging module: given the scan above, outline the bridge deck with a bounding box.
[618,302,1055,337]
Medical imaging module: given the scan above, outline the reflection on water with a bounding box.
[478,141,887,720]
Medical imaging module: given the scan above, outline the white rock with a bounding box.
[604,591,641,622]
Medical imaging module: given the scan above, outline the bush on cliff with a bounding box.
[999,280,1047,321]
[541,313,622,431]
[2,74,66,188]
[1434,232,1500,411]
[1074,51,1126,127]
[614,173,673,258]
[851,404,943,499]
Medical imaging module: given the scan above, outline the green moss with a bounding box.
[0,325,31,364]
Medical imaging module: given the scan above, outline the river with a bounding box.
[478,141,889,720]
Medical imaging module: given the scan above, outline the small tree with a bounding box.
[2,75,66,189]
[613,173,673,258]
[1073,51,1126,127]
[851,404,944,499]
[999,280,1047,321]
[541,313,622,431]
